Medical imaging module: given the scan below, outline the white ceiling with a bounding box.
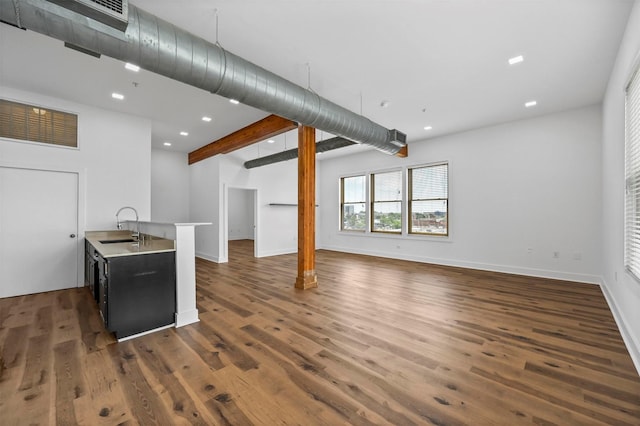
[0,0,633,163]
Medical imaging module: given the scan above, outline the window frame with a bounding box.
[339,174,367,232]
[408,162,449,237]
[370,169,403,234]
[0,98,79,150]
[625,60,640,282]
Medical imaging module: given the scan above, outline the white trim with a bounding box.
[175,309,200,328]
[116,323,175,342]
[196,253,225,263]
[256,248,297,258]
[321,243,601,284]
[600,279,640,375]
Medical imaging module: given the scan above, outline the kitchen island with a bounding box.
[86,230,176,339]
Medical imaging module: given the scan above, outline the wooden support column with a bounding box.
[295,125,318,289]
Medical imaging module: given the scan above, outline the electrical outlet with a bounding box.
[527,248,533,254]
[553,251,560,259]
[572,252,582,261]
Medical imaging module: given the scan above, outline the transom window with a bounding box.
[0,99,78,148]
[409,163,449,236]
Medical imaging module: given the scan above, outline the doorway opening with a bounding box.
[225,187,257,261]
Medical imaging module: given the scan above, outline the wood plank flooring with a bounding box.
[1,239,639,425]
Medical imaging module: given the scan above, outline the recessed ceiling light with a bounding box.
[267,139,275,144]
[125,63,140,72]
[423,126,433,130]
[380,100,390,108]
[202,116,212,122]
[229,99,240,105]
[525,100,537,108]
[508,55,524,65]
[163,142,172,146]
[111,92,124,100]
[180,131,189,136]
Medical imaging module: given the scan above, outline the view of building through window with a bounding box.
[341,175,366,231]
[410,163,448,235]
[340,164,449,236]
[372,170,402,233]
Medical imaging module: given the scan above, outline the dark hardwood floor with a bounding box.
[1,239,639,425]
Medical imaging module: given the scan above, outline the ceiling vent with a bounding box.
[45,0,128,31]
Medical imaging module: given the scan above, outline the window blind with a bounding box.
[625,65,640,280]
[341,175,367,231]
[371,170,402,233]
[373,170,402,201]
[0,99,78,148]
[409,163,449,235]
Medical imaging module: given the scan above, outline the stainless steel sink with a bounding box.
[99,239,136,244]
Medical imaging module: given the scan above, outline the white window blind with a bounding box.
[409,163,449,235]
[625,64,640,280]
[371,170,402,233]
[341,175,366,231]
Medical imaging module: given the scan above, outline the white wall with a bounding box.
[0,87,152,231]
[228,188,255,240]
[319,104,602,284]
[601,0,640,371]
[189,153,299,262]
[190,156,222,261]
[151,149,190,223]
[220,155,299,259]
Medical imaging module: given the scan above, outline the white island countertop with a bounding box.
[86,230,176,258]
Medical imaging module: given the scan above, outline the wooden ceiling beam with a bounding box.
[188,114,298,165]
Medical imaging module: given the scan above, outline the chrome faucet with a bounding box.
[116,206,140,240]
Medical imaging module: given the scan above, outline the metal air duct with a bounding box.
[244,136,356,169]
[1,0,407,155]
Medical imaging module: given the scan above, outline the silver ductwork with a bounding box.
[244,137,356,169]
[1,0,407,155]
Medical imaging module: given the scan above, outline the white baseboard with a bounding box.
[256,247,296,258]
[117,323,175,342]
[196,252,223,263]
[320,244,601,284]
[175,309,200,328]
[599,280,640,376]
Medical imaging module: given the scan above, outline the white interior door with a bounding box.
[0,167,79,298]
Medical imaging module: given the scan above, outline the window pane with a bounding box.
[412,164,448,199]
[372,201,401,232]
[373,171,402,202]
[411,200,448,234]
[342,203,366,230]
[0,99,77,147]
[343,175,366,202]
[626,65,640,280]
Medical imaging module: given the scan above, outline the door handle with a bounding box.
[70,234,76,238]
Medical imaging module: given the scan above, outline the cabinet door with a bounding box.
[107,252,176,338]
[98,255,108,327]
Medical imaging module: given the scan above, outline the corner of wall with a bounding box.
[600,278,640,375]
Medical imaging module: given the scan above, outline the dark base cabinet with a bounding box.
[98,251,176,339]
[85,240,99,301]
